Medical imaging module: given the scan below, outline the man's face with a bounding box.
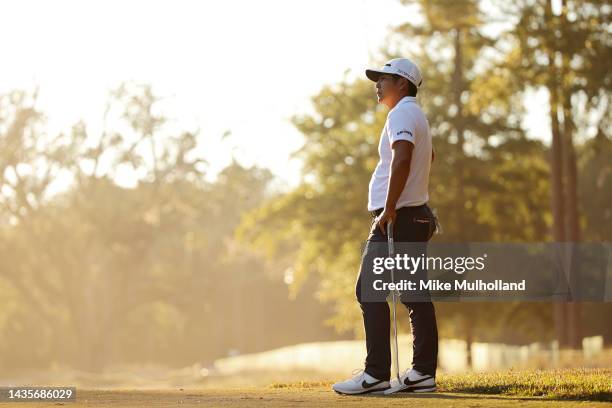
[376,74,402,107]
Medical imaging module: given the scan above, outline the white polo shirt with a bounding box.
[367,96,432,211]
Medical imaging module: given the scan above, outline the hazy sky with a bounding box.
[2,0,547,190]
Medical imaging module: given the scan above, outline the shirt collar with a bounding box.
[399,96,417,104]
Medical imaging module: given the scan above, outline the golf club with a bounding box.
[387,221,402,389]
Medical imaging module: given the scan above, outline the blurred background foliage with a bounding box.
[0,0,610,374]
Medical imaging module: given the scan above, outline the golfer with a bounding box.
[332,58,438,395]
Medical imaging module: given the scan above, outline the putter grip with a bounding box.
[387,222,394,255]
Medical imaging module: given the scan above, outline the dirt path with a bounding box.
[8,388,610,407]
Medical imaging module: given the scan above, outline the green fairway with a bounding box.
[436,368,611,401]
[269,368,611,403]
[9,369,611,407]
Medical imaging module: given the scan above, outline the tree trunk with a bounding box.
[560,0,582,349]
[452,27,467,240]
[550,73,568,348]
[465,318,473,370]
[545,0,569,349]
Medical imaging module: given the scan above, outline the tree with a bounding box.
[0,84,213,370]
[508,0,611,349]
[0,83,339,373]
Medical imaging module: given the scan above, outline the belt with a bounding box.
[370,203,427,218]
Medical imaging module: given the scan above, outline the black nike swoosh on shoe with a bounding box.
[361,379,385,389]
[404,375,434,386]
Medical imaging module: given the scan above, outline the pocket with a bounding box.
[413,215,436,241]
[412,217,430,240]
[413,217,430,224]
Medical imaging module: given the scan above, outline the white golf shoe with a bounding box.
[332,369,390,395]
[384,368,436,394]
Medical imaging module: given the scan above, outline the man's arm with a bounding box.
[377,140,413,234]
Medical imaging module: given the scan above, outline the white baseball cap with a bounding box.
[365,58,423,88]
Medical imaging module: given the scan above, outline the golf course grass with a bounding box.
[272,368,612,401]
[9,369,611,407]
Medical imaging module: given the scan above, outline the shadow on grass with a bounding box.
[349,386,612,402]
[353,391,546,402]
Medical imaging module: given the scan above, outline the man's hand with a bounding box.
[376,207,397,236]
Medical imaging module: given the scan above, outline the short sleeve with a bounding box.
[387,109,416,146]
